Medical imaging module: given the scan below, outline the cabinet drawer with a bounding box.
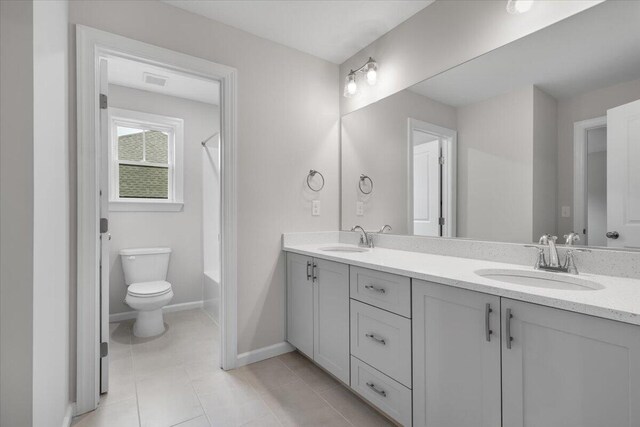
[351,356,412,427]
[350,299,412,387]
[350,266,411,317]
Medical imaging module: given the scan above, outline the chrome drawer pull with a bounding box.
[306,261,312,281]
[364,285,386,294]
[366,382,387,397]
[485,303,493,342]
[365,333,386,345]
[506,308,514,349]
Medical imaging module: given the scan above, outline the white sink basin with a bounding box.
[475,269,604,291]
[320,245,369,253]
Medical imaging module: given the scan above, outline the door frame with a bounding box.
[407,118,457,237]
[573,116,606,245]
[76,25,238,414]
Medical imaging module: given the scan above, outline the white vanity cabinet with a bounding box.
[501,298,640,427]
[412,280,502,427]
[286,253,350,384]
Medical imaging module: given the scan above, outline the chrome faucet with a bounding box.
[526,232,590,274]
[351,225,373,248]
[379,224,392,234]
[539,234,560,267]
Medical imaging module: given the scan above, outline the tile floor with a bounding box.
[72,308,394,427]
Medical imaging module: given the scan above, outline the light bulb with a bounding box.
[506,0,534,14]
[344,72,358,97]
[366,68,377,85]
[347,79,357,95]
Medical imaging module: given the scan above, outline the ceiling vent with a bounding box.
[143,72,168,87]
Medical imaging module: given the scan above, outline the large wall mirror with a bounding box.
[341,1,640,249]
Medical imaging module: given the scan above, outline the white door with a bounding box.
[98,58,110,394]
[286,253,314,358]
[502,299,640,427]
[607,99,640,248]
[412,281,501,427]
[413,139,441,236]
[313,259,350,384]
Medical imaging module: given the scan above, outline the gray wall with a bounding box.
[0,1,35,425]
[556,78,640,238]
[532,87,558,241]
[587,149,607,247]
[108,84,219,315]
[1,1,71,426]
[341,89,456,233]
[68,0,341,365]
[340,0,600,115]
[456,87,534,243]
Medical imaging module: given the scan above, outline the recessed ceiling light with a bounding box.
[143,72,168,87]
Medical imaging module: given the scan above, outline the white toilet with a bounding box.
[120,247,174,337]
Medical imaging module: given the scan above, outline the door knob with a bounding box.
[606,231,619,239]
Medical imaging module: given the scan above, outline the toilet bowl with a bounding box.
[120,247,173,337]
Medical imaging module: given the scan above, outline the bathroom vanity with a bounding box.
[283,236,640,427]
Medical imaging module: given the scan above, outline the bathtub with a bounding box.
[203,269,220,325]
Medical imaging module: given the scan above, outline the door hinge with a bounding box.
[100,217,109,233]
[100,93,108,109]
[439,217,445,226]
[100,342,109,358]
[439,156,445,165]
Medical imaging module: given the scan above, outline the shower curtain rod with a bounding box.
[201,132,220,147]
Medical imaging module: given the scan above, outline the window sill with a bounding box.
[109,200,184,212]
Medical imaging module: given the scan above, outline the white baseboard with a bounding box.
[62,402,75,427]
[109,300,204,323]
[236,341,295,367]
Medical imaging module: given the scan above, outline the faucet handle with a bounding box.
[564,232,580,246]
[524,245,546,269]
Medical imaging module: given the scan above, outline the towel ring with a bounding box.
[359,174,373,194]
[307,170,325,192]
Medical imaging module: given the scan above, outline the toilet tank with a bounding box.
[120,247,171,285]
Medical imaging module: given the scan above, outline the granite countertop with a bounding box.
[283,242,640,326]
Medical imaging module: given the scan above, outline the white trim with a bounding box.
[62,402,75,427]
[109,200,183,212]
[407,118,457,238]
[76,25,238,415]
[236,342,295,367]
[573,116,607,246]
[109,300,204,322]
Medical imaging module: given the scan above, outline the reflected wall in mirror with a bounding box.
[341,1,640,249]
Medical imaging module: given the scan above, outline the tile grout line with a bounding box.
[275,356,356,427]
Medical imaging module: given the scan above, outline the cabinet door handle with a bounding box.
[506,308,514,349]
[485,303,493,342]
[365,333,386,345]
[312,263,318,282]
[364,284,386,294]
[306,261,312,281]
[366,382,387,397]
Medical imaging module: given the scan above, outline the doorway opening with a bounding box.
[407,118,457,237]
[76,26,237,415]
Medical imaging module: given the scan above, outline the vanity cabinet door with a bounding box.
[286,252,314,358]
[412,280,501,427]
[502,299,640,427]
[313,259,350,384]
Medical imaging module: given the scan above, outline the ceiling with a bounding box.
[410,1,640,107]
[107,56,220,105]
[162,0,434,64]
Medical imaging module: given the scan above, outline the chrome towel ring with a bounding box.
[359,174,373,194]
[307,170,325,192]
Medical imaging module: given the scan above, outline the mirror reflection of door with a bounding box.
[607,99,640,249]
[413,131,441,236]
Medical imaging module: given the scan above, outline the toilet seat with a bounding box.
[127,280,172,297]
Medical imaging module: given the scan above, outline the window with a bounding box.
[109,108,184,211]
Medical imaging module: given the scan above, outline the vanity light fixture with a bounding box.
[506,0,534,14]
[343,57,378,98]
